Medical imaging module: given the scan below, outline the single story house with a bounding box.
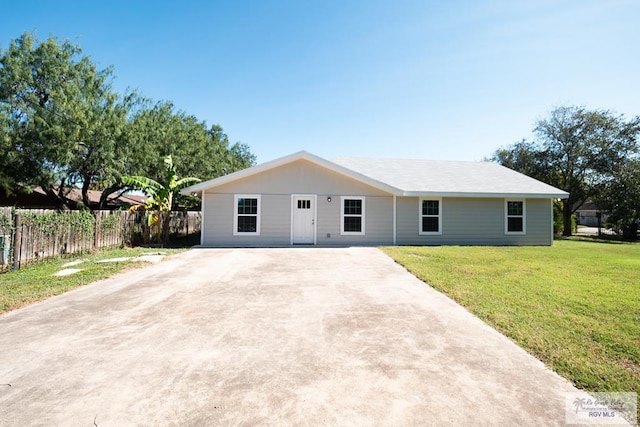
[181,151,569,246]
[575,201,608,227]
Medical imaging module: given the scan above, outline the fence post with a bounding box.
[13,212,22,271]
[93,211,99,250]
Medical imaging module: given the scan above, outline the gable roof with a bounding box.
[182,151,400,195]
[332,157,568,198]
[181,150,568,199]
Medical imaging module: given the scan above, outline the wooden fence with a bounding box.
[0,208,201,273]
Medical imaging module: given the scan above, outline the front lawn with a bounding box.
[0,246,188,314]
[382,240,639,402]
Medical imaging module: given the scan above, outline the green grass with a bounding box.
[0,246,188,314]
[382,240,639,402]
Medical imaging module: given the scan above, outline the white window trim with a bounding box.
[393,195,397,245]
[419,197,443,235]
[200,191,206,245]
[340,196,365,236]
[505,199,526,235]
[233,194,261,236]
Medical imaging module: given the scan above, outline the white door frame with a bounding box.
[290,194,317,245]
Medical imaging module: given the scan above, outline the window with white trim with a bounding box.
[419,198,442,235]
[234,195,261,235]
[505,200,526,234]
[341,196,365,235]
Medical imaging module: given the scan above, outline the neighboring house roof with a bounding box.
[0,186,147,209]
[574,201,601,211]
[182,151,569,199]
[59,188,147,207]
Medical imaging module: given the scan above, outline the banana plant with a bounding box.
[122,155,200,243]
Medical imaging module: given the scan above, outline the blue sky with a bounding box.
[2,0,639,163]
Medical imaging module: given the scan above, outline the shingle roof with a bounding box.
[331,157,568,198]
[182,151,568,199]
[1,185,147,209]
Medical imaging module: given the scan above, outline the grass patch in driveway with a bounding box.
[382,240,640,401]
[0,246,188,314]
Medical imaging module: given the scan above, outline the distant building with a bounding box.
[0,186,146,210]
[575,201,608,227]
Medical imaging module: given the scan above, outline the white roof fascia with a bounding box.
[182,151,569,199]
[180,150,402,196]
[402,191,569,199]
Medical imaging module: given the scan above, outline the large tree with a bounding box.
[126,100,255,186]
[69,88,136,210]
[1,32,255,211]
[492,106,640,236]
[0,32,133,209]
[0,107,14,193]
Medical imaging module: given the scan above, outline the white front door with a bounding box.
[292,196,315,244]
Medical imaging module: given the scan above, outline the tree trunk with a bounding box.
[81,178,92,210]
[622,223,638,240]
[42,185,69,211]
[161,212,171,244]
[98,184,124,210]
[562,201,573,236]
[141,212,151,244]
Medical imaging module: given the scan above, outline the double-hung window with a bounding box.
[505,200,526,234]
[341,196,365,235]
[419,198,442,235]
[234,195,261,235]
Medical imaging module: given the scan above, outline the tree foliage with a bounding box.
[0,32,255,210]
[0,32,132,209]
[492,106,640,236]
[125,101,255,187]
[594,159,640,235]
[123,155,201,214]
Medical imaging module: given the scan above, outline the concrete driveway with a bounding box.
[0,247,584,426]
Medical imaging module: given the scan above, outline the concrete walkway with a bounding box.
[0,248,588,426]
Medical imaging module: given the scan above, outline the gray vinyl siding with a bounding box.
[202,193,291,246]
[201,159,393,246]
[212,159,390,196]
[396,197,553,246]
[316,195,393,246]
[200,158,554,247]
